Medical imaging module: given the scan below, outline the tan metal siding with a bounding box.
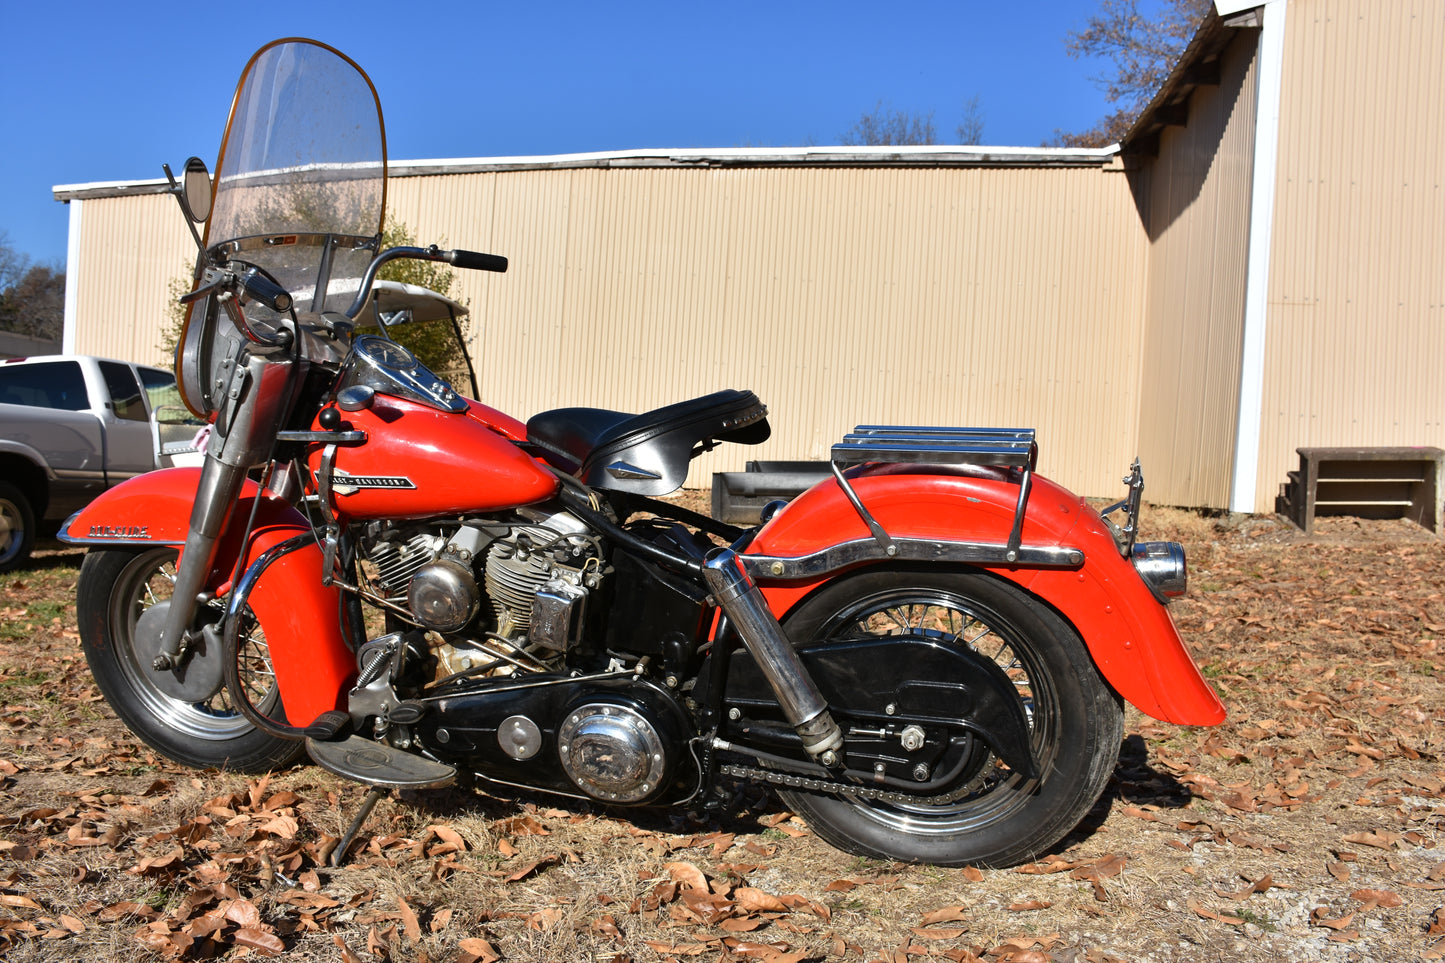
[69,194,194,366]
[1134,30,1260,509]
[1255,0,1445,512]
[392,165,1149,494]
[64,161,1148,499]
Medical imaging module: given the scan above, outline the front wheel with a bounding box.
[77,547,305,773]
[778,567,1123,868]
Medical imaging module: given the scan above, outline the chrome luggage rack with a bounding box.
[740,425,1086,581]
[831,425,1038,472]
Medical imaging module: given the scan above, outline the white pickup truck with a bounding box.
[0,354,200,571]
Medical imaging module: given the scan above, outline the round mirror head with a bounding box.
[180,157,212,223]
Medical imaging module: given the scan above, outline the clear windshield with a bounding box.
[206,39,385,312]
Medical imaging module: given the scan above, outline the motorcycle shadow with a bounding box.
[393,776,782,841]
[393,735,1195,860]
[1060,733,1196,850]
[394,774,803,844]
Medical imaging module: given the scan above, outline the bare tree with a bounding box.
[0,233,27,292]
[842,101,937,146]
[0,234,64,342]
[1051,0,1211,147]
[956,95,986,145]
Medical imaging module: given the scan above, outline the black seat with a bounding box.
[527,389,770,496]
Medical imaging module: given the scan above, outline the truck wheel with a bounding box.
[0,481,36,573]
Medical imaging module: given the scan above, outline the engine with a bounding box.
[358,508,605,682]
[355,509,703,805]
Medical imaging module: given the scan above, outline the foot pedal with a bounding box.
[306,735,456,789]
[389,701,426,725]
[301,710,351,740]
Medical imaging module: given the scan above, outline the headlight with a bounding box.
[1132,541,1187,603]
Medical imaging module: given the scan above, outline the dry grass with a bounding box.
[1,503,1443,962]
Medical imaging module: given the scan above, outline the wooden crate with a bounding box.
[1277,447,1444,534]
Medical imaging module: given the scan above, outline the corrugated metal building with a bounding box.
[53,0,1445,513]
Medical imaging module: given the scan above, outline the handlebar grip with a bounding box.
[238,268,294,313]
[445,249,508,273]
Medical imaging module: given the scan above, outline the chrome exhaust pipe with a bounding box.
[703,548,843,763]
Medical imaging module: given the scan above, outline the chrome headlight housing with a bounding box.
[1132,541,1188,603]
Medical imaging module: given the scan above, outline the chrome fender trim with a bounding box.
[740,537,1085,582]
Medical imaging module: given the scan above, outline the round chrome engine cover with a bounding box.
[498,715,543,760]
[557,702,667,803]
[407,557,480,632]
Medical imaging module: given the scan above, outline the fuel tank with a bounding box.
[311,395,557,519]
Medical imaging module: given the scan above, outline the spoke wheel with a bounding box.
[778,567,1122,867]
[78,548,304,772]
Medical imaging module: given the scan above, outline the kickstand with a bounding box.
[332,785,387,867]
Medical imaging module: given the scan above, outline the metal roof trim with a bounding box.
[54,145,1122,201]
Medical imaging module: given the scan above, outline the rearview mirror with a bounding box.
[178,157,212,223]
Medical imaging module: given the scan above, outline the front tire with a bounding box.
[77,547,304,773]
[777,567,1123,868]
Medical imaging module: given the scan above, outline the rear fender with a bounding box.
[748,466,1225,726]
[61,468,354,726]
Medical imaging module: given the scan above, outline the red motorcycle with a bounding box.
[63,39,1223,868]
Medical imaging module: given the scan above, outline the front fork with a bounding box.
[155,344,296,670]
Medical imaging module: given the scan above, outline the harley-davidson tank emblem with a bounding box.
[89,525,149,538]
[329,470,417,496]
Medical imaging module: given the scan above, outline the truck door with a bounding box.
[95,361,158,481]
[0,359,107,505]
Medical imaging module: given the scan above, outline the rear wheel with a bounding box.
[0,481,36,573]
[77,547,304,772]
[778,567,1123,868]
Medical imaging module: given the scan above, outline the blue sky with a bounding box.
[1,1,1149,267]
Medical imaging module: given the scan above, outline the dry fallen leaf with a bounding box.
[665,860,710,890]
[1311,907,1356,930]
[721,916,770,933]
[457,936,503,963]
[504,855,559,883]
[1188,898,1245,925]
[1342,831,1399,850]
[396,897,422,941]
[920,905,969,926]
[232,927,285,956]
[1350,888,1403,909]
[734,887,789,913]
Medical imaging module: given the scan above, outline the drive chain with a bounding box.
[719,762,982,805]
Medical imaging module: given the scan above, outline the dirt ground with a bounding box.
[0,504,1442,962]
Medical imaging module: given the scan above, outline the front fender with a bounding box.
[748,466,1225,726]
[62,468,354,727]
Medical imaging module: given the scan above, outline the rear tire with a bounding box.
[0,481,36,573]
[77,547,305,773]
[777,567,1123,868]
